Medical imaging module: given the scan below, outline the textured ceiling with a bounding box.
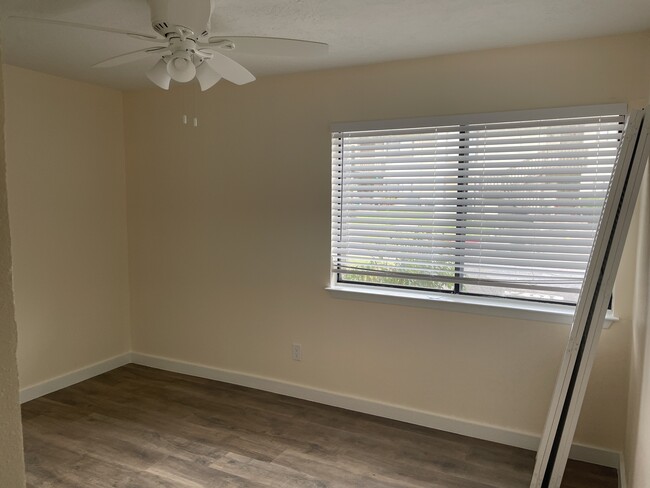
[1,0,650,90]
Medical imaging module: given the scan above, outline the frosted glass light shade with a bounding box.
[167,57,196,83]
[146,59,171,90]
[196,62,221,91]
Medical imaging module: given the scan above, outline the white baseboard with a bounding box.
[130,352,621,469]
[19,352,132,404]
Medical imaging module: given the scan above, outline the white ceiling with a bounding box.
[2,0,650,91]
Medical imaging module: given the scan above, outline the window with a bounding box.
[331,105,626,307]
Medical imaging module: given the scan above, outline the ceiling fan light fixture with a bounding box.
[167,55,196,83]
[195,62,222,91]
[146,59,171,89]
[12,0,328,92]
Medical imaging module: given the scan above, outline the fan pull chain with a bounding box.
[181,114,199,127]
[181,84,200,127]
[193,83,199,127]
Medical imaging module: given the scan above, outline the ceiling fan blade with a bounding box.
[8,16,164,43]
[128,33,166,44]
[203,51,255,85]
[93,47,169,68]
[203,36,328,57]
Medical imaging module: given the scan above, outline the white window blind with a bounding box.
[331,105,626,305]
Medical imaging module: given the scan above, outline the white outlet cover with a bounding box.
[292,343,302,361]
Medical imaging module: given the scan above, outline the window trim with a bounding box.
[326,282,618,328]
[329,103,626,323]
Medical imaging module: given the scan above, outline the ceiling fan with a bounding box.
[10,0,329,91]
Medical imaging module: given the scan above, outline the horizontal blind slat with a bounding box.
[342,152,618,165]
[333,224,597,238]
[335,218,599,230]
[340,135,621,151]
[335,161,615,174]
[333,231,594,246]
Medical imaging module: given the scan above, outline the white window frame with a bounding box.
[328,104,625,327]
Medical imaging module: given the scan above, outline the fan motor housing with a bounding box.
[147,0,213,38]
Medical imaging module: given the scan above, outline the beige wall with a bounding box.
[625,174,650,487]
[124,32,650,451]
[624,56,650,487]
[4,65,131,389]
[0,55,26,488]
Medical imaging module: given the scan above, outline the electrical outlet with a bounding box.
[291,343,302,361]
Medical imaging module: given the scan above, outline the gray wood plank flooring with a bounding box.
[21,364,618,487]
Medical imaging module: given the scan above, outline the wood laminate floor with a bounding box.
[21,364,618,488]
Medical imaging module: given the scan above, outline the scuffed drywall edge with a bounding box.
[19,352,132,403]
[619,452,627,488]
[131,351,621,469]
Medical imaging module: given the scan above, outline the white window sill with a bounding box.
[326,284,618,328]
